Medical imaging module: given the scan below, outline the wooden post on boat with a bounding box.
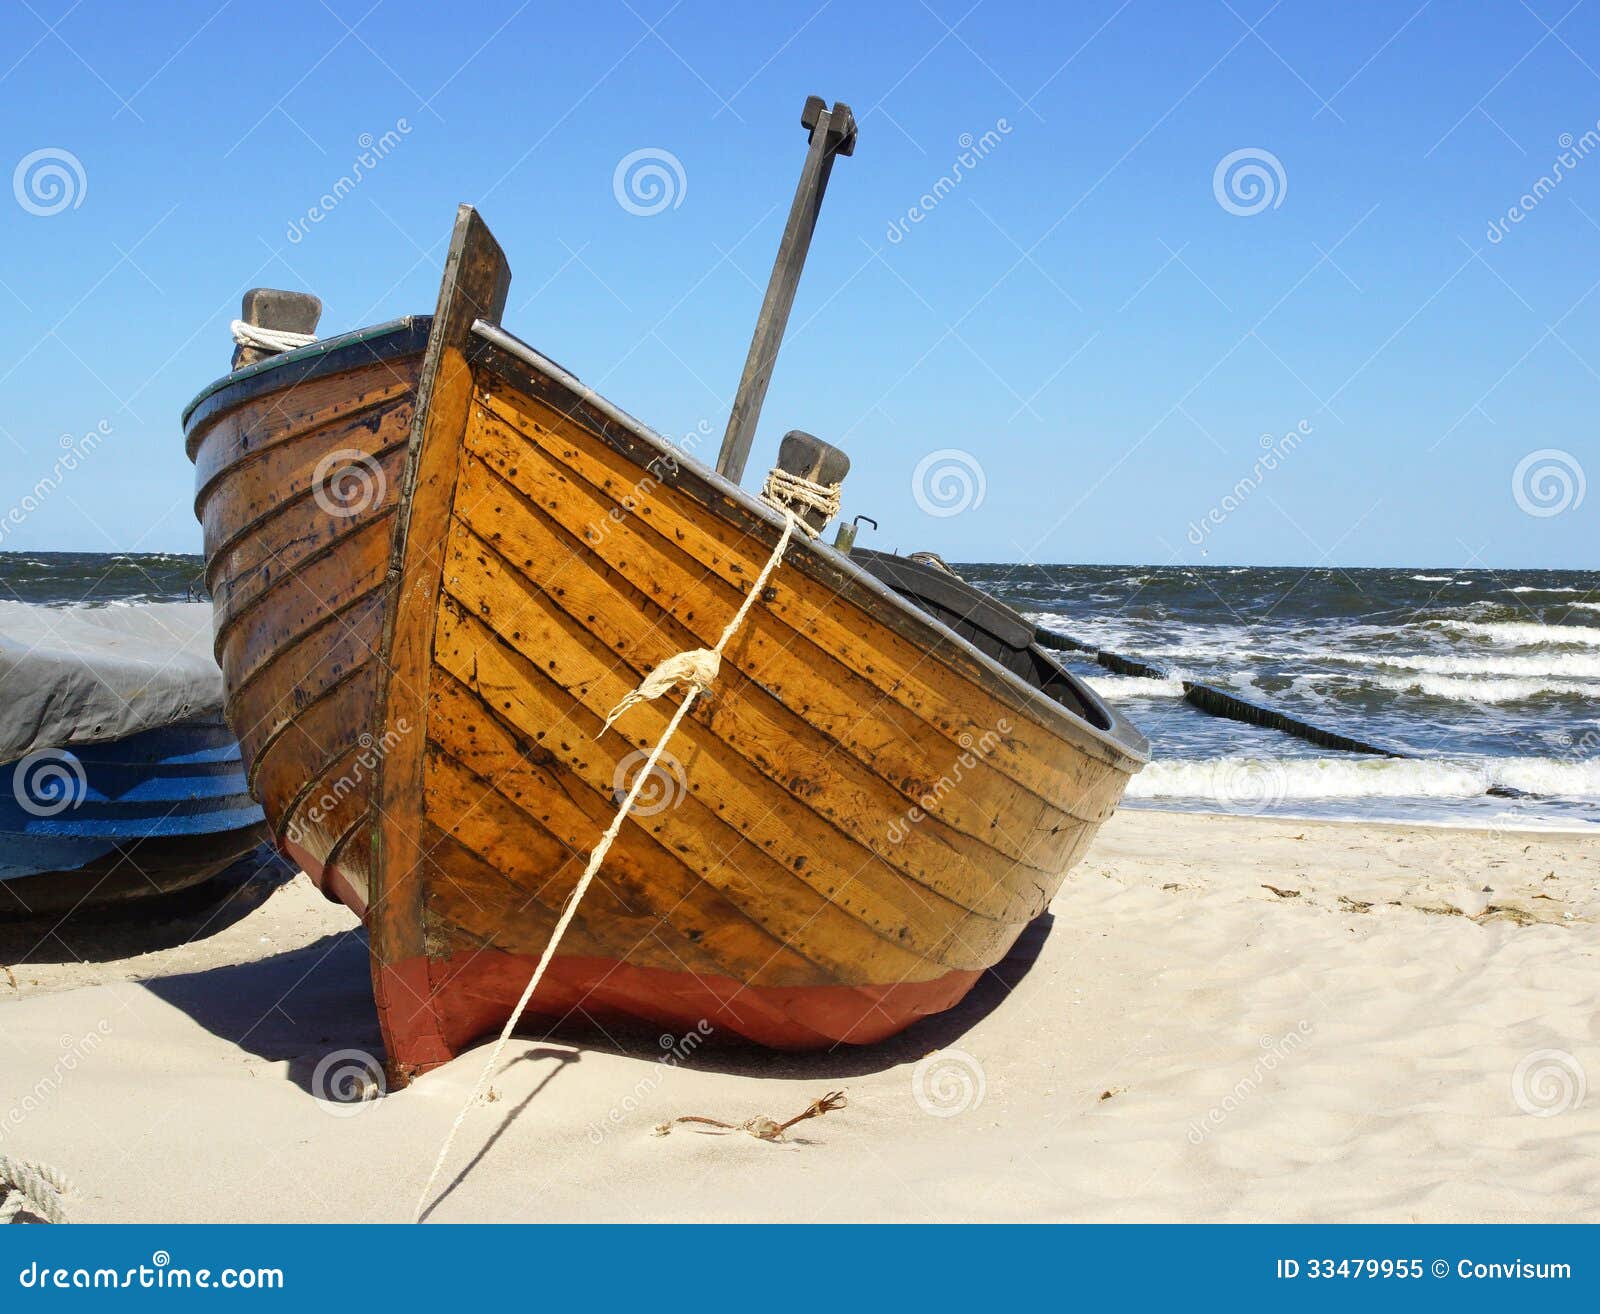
[231,289,321,370]
[774,430,850,535]
[715,95,856,485]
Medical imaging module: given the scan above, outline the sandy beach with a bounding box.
[1,809,1595,1224]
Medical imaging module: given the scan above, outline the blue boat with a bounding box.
[0,601,268,916]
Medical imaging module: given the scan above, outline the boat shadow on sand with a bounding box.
[0,844,295,966]
[136,910,1056,1098]
[140,928,386,1095]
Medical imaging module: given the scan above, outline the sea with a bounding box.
[963,563,1600,831]
[5,553,1598,831]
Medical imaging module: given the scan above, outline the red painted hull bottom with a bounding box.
[287,845,982,1080]
[374,947,983,1081]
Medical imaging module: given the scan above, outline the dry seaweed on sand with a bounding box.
[655,1091,848,1142]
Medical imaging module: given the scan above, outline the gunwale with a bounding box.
[182,316,430,440]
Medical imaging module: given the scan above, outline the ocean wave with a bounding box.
[1128,755,1600,801]
[1376,673,1597,703]
[1501,586,1581,594]
[50,596,175,609]
[1083,674,1187,700]
[1410,574,1454,582]
[1434,620,1600,646]
[1374,651,1600,678]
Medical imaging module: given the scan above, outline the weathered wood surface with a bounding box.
[717,96,857,483]
[184,352,424,907]
[184,208,1142,1082]
[403,360,1133,1031]
[369,205,512,1071]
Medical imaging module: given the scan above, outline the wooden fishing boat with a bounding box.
[183,105,1146,1083]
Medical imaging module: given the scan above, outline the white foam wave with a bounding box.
[1128,755,1600,801]
[1410,574,1453,582]
[1376,673,1597,703]
[1436,620,1600,647]
[1375,651,1600,678]
[1083,674,1186,700]
[1502,586,1580,594]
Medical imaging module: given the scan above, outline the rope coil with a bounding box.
[759,468,840,535]
[0,1158,71,1224]
[414,511,802,1222]
[230,320,317,355]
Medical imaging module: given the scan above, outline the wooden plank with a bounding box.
[192,370,415,507]
[447,454,1080,899]
[453,429,1080,862]
[214,515,392,681]
[278,742,375,890]
[417,821,615,963]
[206,460,403,640]
[423,750,728,975]
[206,502,397,630]
[471,381,1130,824]
[434,551,1029,948]
[198,413,410,541]
[222,589,386,751]
[432,598,994,978]
[424,672,828,984]
[248,663,379,857]
[471,344,1143,780]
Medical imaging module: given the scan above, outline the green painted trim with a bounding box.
[180,316,427,427]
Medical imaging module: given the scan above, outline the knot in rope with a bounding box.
[759,467,840,535]
[600,649,719,736]
[230,320,317,355]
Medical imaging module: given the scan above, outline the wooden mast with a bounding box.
[715,95,856,485]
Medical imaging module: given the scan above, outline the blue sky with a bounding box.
[0,0,1596,567]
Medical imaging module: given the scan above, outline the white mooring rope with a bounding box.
[229,320,317,354]
[759,467,841,535]
[0,1157,71,1224]
[413,510,801,1222]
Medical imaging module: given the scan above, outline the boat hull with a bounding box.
[183,320,430,911]
[0,719,269,916]
[378,949,982,1062]
[184,209,1147,1082]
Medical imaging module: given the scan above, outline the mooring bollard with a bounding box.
[232,288,322,370]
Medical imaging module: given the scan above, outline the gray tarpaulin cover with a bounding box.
[0,602,223,764]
